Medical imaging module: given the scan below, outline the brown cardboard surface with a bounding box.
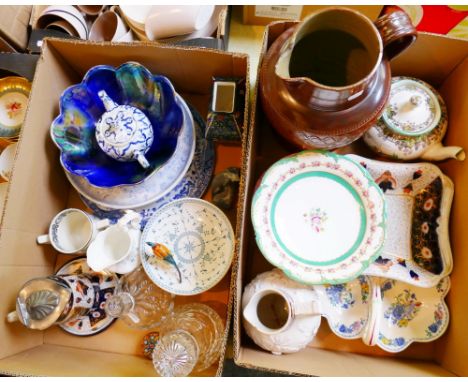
[0,6,32,51]
[0,38,249,376]
[436,58,468,376]
[242,5,383,26]
[233,21,468,376]
[0,267,48,360]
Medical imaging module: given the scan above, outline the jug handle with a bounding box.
[374,11,417,60]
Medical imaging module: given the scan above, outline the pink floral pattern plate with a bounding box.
[252,151,386,285]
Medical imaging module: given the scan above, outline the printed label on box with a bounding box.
[255,5,303,20]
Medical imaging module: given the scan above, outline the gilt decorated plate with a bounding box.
[252,150,386,285]
[0,77,31,138]
[140,198,234,295]
[55,257,118,336]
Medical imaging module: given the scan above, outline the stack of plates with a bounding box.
[82,100,215,226]
[51,62,215,225]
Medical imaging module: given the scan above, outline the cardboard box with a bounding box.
[233,21,468,376]
[242,5,383,25]
[0,38,249,376]
[29,6,230,53]
[0,6,32,52]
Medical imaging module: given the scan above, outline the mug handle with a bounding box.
[36,234,51,245]
[374,11,417,60]
[95,218,111,231]
[118,210,142,229]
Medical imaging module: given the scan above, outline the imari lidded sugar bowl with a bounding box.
[363,76,465,161]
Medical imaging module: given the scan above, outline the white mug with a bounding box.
[89,11,129,42]
[0,143,17,182]
[37,208,110,254]
[145,5,215,40]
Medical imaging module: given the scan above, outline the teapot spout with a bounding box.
[421,143,465,162]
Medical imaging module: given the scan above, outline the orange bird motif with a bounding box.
[146,242,182,283]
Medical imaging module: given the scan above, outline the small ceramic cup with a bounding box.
[145,5,215,40]
[87,210,141,273]
[37,5,88,39]
[0,143,17,181]
[76,5,106,17]
[89,10,129,42]
[37,208,110,254]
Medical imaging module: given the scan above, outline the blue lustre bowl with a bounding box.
[51,62,183,188]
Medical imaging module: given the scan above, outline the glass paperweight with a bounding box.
[104,266,174,329]
[152,303,224,377]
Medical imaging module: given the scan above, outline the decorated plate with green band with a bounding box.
[0,77,31,138]
[251,150,386,285]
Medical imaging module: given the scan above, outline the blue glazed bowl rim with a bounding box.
[50,62,183,189]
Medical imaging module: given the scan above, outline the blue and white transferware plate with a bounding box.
[67,94,195,210]
[82,105,215,226]
[252,150,386,285]
[56,257,118,336]
[376,276,450,352]
[140,198,235,295]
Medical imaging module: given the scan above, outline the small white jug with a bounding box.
[87,210,141,274]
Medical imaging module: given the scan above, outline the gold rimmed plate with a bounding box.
[0,76,31,139]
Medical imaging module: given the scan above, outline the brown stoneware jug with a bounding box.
[260,8,417,149]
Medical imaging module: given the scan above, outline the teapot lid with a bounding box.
[14,277,72,330]
[382,77,442,137]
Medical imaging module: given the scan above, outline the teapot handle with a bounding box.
[374,11,417,60]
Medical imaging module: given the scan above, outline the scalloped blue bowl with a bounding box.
[51,62,183,188]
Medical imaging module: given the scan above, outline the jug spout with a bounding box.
[421,143,465,162]
[243,296,261,330]
[243,289,294,334]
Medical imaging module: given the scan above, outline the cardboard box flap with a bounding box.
[236,347,455,377]
[0,6,32,51]
[45,39,248,96]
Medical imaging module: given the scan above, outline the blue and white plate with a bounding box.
[82,104,215,226]
[314,276,371,340]
[140,198,235,295]
[67,94,196,210]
